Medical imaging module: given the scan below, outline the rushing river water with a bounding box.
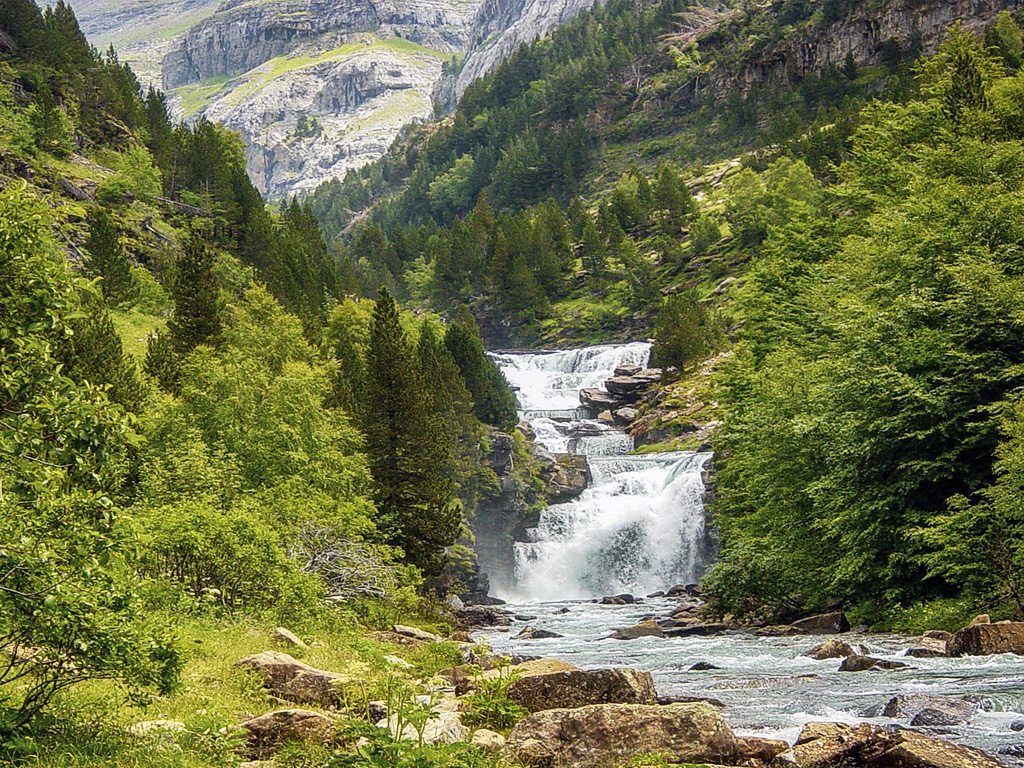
[484,342,1024,764]
[483,600,1024,763]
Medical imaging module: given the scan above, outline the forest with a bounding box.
[4,0,1024,764]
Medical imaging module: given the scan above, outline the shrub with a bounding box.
[134,500,324,621]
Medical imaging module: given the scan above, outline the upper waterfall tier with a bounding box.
[491,342,651,413]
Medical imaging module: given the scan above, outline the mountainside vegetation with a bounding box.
[305,0,1024,630]
[0,2,522,764]
[6,0,1024,762]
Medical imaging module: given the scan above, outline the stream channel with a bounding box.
[482,343,1024,764]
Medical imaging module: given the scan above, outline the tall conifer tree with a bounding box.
[85,209,136,306]
[363,288,461,579]
[444,306,518,430]
[168,232,222,354]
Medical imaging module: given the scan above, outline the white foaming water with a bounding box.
[492,342,652,413]
[490,343,714,601]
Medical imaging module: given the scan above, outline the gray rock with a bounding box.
[507,668,657,712]
[838,654,910,672]
[515,625,564,640]
[609,620,665,640]
[884,694,980,725]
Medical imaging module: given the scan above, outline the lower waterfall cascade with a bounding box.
[489,343,714,602]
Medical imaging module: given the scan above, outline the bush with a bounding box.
[135,500,325,622]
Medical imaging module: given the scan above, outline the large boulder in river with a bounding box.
[507,668,657,712]
[803,639,855,660]
[604,369,663,399]
[771,721,1002,767]
[235,651,347,705]
[516,626,564,640]
[502,702,737,767]
[905,635,950,658]
[947,621,1024,656]
[791,611,850,634]
[882,694,981,725]
[609,619,665,640]
[838,654,909,672]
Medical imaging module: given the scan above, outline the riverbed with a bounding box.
[481,599,1024,763]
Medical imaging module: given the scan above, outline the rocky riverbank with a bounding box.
[193,604,1024,767]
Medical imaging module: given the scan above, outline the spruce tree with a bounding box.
[65,293,146,413]
[363,288,461,580]
[85,209,136,306]
[168,232,222,354]
[444,306,518,430]
[144,328,180,395]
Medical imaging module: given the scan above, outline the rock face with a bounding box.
[700,0,1018,101]
[235,651,346,705]
[947,621,1024,656]
[506,668,657,712]
[773,721,1002,767]
[157,0,483,198]
[502,702,738,767]
[435,0,602,108]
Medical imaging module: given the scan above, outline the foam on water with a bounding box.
[490,344,715,601]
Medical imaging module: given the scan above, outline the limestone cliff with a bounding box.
[703,0,1019,93]
[156,0,481,198]
[434,0,600,109]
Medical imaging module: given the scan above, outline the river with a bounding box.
[483,343,1024,764]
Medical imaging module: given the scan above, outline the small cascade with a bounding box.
[490,343,715,602]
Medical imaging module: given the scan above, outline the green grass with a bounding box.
[174,76,231,118]
[13,610,472,767]
[111,308,166,361]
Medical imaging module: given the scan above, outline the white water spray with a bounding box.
[490,343,714,601]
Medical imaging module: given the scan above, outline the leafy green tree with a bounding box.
[652,290,722,372]
[918,400,1024,615]
[444,306,518,430]
[0,184,179,727]
[168,232,222,354]
[364,288,461,579]
[84,208,136,306]
[689,214,722,259]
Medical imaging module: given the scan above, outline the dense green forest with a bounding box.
[0,2,522,764]
[5,0,1024,762]
[309,0,1024,627]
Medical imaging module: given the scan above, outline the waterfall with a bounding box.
[490,343,714,602]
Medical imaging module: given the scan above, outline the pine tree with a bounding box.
[65,293,146,413]
[85,208,136,305]
[144,328,180,395]
[444,306,518,430]
[363,288,461,580]
[417,320,484,501]
[168,233,222,354]
[651,290,722,372]
[655,163,696,236]
[580,219,606,279]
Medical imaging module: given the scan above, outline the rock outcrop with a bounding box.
[773,721,1003,767]
[947,621,1024,656]
[235,651,348,705]
[502,702,738,767]
[506,668,657,712]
